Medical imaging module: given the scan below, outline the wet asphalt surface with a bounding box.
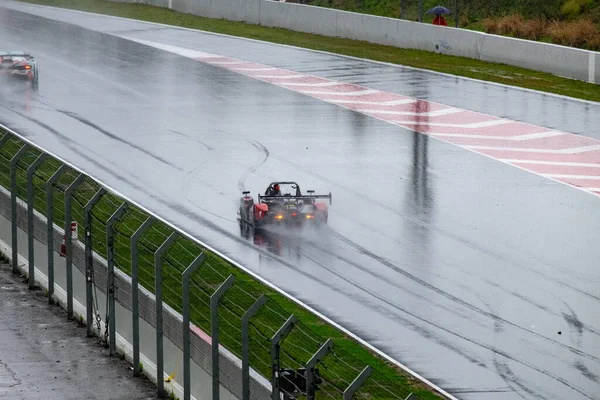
[0,261,157,400]
[0,3,599,400]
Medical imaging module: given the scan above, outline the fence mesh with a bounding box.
[0,129,433,400]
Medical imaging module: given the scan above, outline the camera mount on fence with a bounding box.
[278,367,323,399]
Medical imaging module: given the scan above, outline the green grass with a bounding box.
[13,0,600,102]
[0,131,444,399]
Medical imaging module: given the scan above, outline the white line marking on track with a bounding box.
[300,89,380,96]
[431,131,565,141]
[358,108,463,117]
[207,61,246,65]
[254,74,306,79]
[501,160,600,167]
[544,174,600,180]
[277,81,341,87]
[232,67,277,71]
[393,119,512,128]
[327,99,417,105]
[466,145,600,153]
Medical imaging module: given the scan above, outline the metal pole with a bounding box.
[210,274,235,400]
[418,0,423,22]
[270,315,297,400]
[405,394,418,400]
[182,252,206,400]
[342,366,372,400]
[306,338,333,400]
[400,0,404,19]
[155,232,178,398]
[241,295,267,400]
[10,144,29,274]
[46,165,65,304]
[26,153,47,289]
[64,173,85,319]
[106,202,128,356]
[131,217,154,377]
[83,188,105,337]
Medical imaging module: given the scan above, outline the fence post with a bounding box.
[241,295,267,400]
[271,315,297,400]
[306,338,333,400]
[400,0,405,19]
[46,165,65,304]
[455,0,458,28]
[342,366,372,400]
[83,188,105,337]
[26,153,47,289]
[418,0,423,22]
[182,252,206,400]
[211,274,235,400]
[106,202,128,356]
[64,173,85,319]
[131,217,154,377]
[10,144,29,274]
[154,232,178,398]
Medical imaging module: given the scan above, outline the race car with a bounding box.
[238,182,332,228]
[0,51,38,91]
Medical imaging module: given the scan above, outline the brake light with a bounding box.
[24,65,31,69]
[305,215,314,219]
[292,213,297,216]
[275,215,284,220]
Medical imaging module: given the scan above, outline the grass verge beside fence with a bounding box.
[0,129,444,400]
[13,0,600,103]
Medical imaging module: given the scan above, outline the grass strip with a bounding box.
[13,0,600,102]
[0,129,443,399]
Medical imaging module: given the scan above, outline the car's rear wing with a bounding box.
[258,191,332,205]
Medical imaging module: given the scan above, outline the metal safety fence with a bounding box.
[0,125,423,400]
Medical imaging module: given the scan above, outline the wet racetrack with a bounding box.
[1,2,600,399]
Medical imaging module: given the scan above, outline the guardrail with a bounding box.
[108,0,598,85]
[0,124,433,400]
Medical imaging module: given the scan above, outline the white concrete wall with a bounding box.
[107,0,599,84]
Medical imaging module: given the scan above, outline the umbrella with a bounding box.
[426,5,452,15]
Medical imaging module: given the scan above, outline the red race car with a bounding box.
[238,182,332,228]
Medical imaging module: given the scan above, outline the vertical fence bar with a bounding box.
[26,153,47,289]
[46,165,65,304]
[106,202,128,356]
[455,0,459,28]
[418,0,423,22]
[241,295,267,400]
[306,338,333,400]
[64,173,85,319]
[154,232,178,398]
[342,366,372,400]
[270,315,297,400]
[83,188,105,337]
[210,274,235,400]
[10,144,29,274]
[400,0,405,19]
[182,252,206,400]
[131,217,154,377]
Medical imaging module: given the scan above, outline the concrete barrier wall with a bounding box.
[107,0,598,84]
[0,186,271,400]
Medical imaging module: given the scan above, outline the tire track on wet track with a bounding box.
[271,231,597,399]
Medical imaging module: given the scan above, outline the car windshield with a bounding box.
[1,56,26,63]
[273,183,298,195]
